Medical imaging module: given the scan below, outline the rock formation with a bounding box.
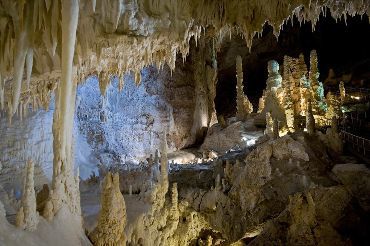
[48,0,81,219]
[236,56,253,121]
[90,172,126,246]
[266,60,283,90]
[326,91,341,121]
[265,112,274,138]
[15,160,39,231]
[339,81,346,103]
[309,50,326,115]
[323,117,343,153]
[257,90,266,113]
[260,60,286,132]
[306,100,315,135]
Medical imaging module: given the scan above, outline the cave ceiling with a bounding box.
[0,0,369,118]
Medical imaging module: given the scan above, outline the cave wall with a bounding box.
[0,110,52,205]
[0,104,99,197]
[76,61,197,165]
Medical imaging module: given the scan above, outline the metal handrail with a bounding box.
[341,130,370,156]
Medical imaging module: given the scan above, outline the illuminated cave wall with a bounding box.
[76,63,196,166]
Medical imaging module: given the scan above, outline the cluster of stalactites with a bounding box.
[235,55,253,121]
[1,0,368,119]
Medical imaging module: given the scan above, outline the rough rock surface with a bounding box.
[15,160,39,231]
[90,172,126,246]
[201,119,263,154]
[76,63,196,164]
[332,164,370,211]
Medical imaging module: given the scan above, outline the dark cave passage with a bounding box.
[215,12,370,118]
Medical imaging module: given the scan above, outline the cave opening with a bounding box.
[215,11,370,118]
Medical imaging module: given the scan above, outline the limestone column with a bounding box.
[49,0,81,217]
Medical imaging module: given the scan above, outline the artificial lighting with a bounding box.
[350,95,361,100]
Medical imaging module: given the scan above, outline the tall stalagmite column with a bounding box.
[309,50,325,114]
[50,0,80,216]
[236,56,253,121]
[90,172,127,246]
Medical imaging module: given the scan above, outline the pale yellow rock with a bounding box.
[16,160,39,231]
[90,172,127,246]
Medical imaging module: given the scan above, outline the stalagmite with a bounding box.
[326,91,341,121]
[215,174,221,191]
[160,132,169,189]
[265,112,274,138]
[15,207,25,229]
[236,56,253,121]
[309,50,326,114]
[43,199,54,222]
[260,59,287,132]
[257,90,266,113]
[90,172,126,246]
[306,100,315,135]
[15,160,39,231]
[266,60,282,90]
[339,81,346,103]
[170,183,179,219]
[273,118,279,139]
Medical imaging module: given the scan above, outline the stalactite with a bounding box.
[11,30,28,117]
[25,48,33,89]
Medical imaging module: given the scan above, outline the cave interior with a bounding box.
[0,1,370,245]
